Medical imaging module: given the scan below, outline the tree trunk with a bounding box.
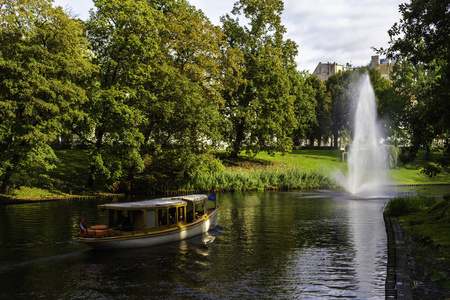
[87,130,104,187]
[230,122,245,158]
[87,164,96,188]
[1,154,21,194]
[1,165,14,194]
[425,144,431,161]
[333,128,339,149]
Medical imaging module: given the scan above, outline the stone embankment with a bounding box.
[384,213,413,299]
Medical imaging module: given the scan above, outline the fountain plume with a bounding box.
[336,73,387,195]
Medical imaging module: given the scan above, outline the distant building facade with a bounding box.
[369,55,396,79]
[313,62,356,81]
[313,55,396,81]
[313,62,343,81]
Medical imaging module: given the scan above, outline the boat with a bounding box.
[79,194,218,250]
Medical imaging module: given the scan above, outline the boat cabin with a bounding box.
[94,194,216,236]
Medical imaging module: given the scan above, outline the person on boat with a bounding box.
[79,215,87,237]
[80,215,87,231]
[169,213,176,225]
[120,214,133,231]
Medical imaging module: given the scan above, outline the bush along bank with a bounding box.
[134,167,335,194]
[384,195,450,297]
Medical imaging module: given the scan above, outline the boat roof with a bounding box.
[172,194,207,203]
[98,198,187,210]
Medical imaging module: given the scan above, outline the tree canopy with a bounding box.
[379,0,450,163]
[220,0,298,157]
[0,0,95,193]
[5,0,446,193]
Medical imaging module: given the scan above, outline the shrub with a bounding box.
[386,145,401,169]
[384,195,439,217]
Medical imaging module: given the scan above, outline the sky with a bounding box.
[52,0,405,73]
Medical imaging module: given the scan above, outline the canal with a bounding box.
[0,188,444,299]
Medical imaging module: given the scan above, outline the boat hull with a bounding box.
[80,208,218,250]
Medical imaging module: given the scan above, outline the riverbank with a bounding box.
[0,192,125,205]
[384,195,450,298]
[1,149,449,201]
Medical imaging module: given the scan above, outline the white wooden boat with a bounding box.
[79,194,218,249]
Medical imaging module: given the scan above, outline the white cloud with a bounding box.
[282,0,404,72]
[52,0,404,72]
[52,0,94,19]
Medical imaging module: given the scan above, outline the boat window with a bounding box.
[195,201,205,217]
[146,210,156,229]
[186,202,194,223]
[178,207,185,222]
[112,210,133,230]
[168,207,176,225]
[158,209,168,226]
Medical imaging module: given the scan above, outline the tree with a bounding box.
[305,74,331,146]
[221,0,297,157]
[289,71,316,146]
[379,0,450,163]
[83,0,164,187]
[389,59,439,161]
[367,68,403,144]
[140,0,232,187]
[0,0,94,193]
[326,71,358,148]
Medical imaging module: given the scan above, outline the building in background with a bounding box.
[313,62,356,81]
[369,55,396,79]
[313,62,343,81]
[313,56,396,81]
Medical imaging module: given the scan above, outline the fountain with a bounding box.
[336,73,387,196]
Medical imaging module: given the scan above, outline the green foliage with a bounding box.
[81,0,162,186]
[183,167,333,193]
[290,71,316,144]
[12,186,60,199]
[368,68,403,140]
[380,0,450,168]
[326,70,360,148]
[386,195,450,279]
[421,165,441,178]
[304,74,331,146]
[0,0,95,193]
[221,0,298,157]
[386,145,400,169]
[384,195,438,217]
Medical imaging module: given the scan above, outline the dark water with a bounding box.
[0,190,402,299]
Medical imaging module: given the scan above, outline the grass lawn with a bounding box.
[4,149,92,199]
[240,149,450,186]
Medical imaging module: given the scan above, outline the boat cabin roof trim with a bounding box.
[98,199,187,210]
[172,194,207,203]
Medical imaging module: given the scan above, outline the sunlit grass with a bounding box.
[250,150,346,174]
[246,149,449,186]
[12,187,62,199]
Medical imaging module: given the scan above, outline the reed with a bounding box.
[384,195,439,217]
[183,167,334,192]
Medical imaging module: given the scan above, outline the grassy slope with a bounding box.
[5,149,92,199]
[250,149,450,186]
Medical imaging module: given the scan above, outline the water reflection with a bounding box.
[3,188,444,298]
